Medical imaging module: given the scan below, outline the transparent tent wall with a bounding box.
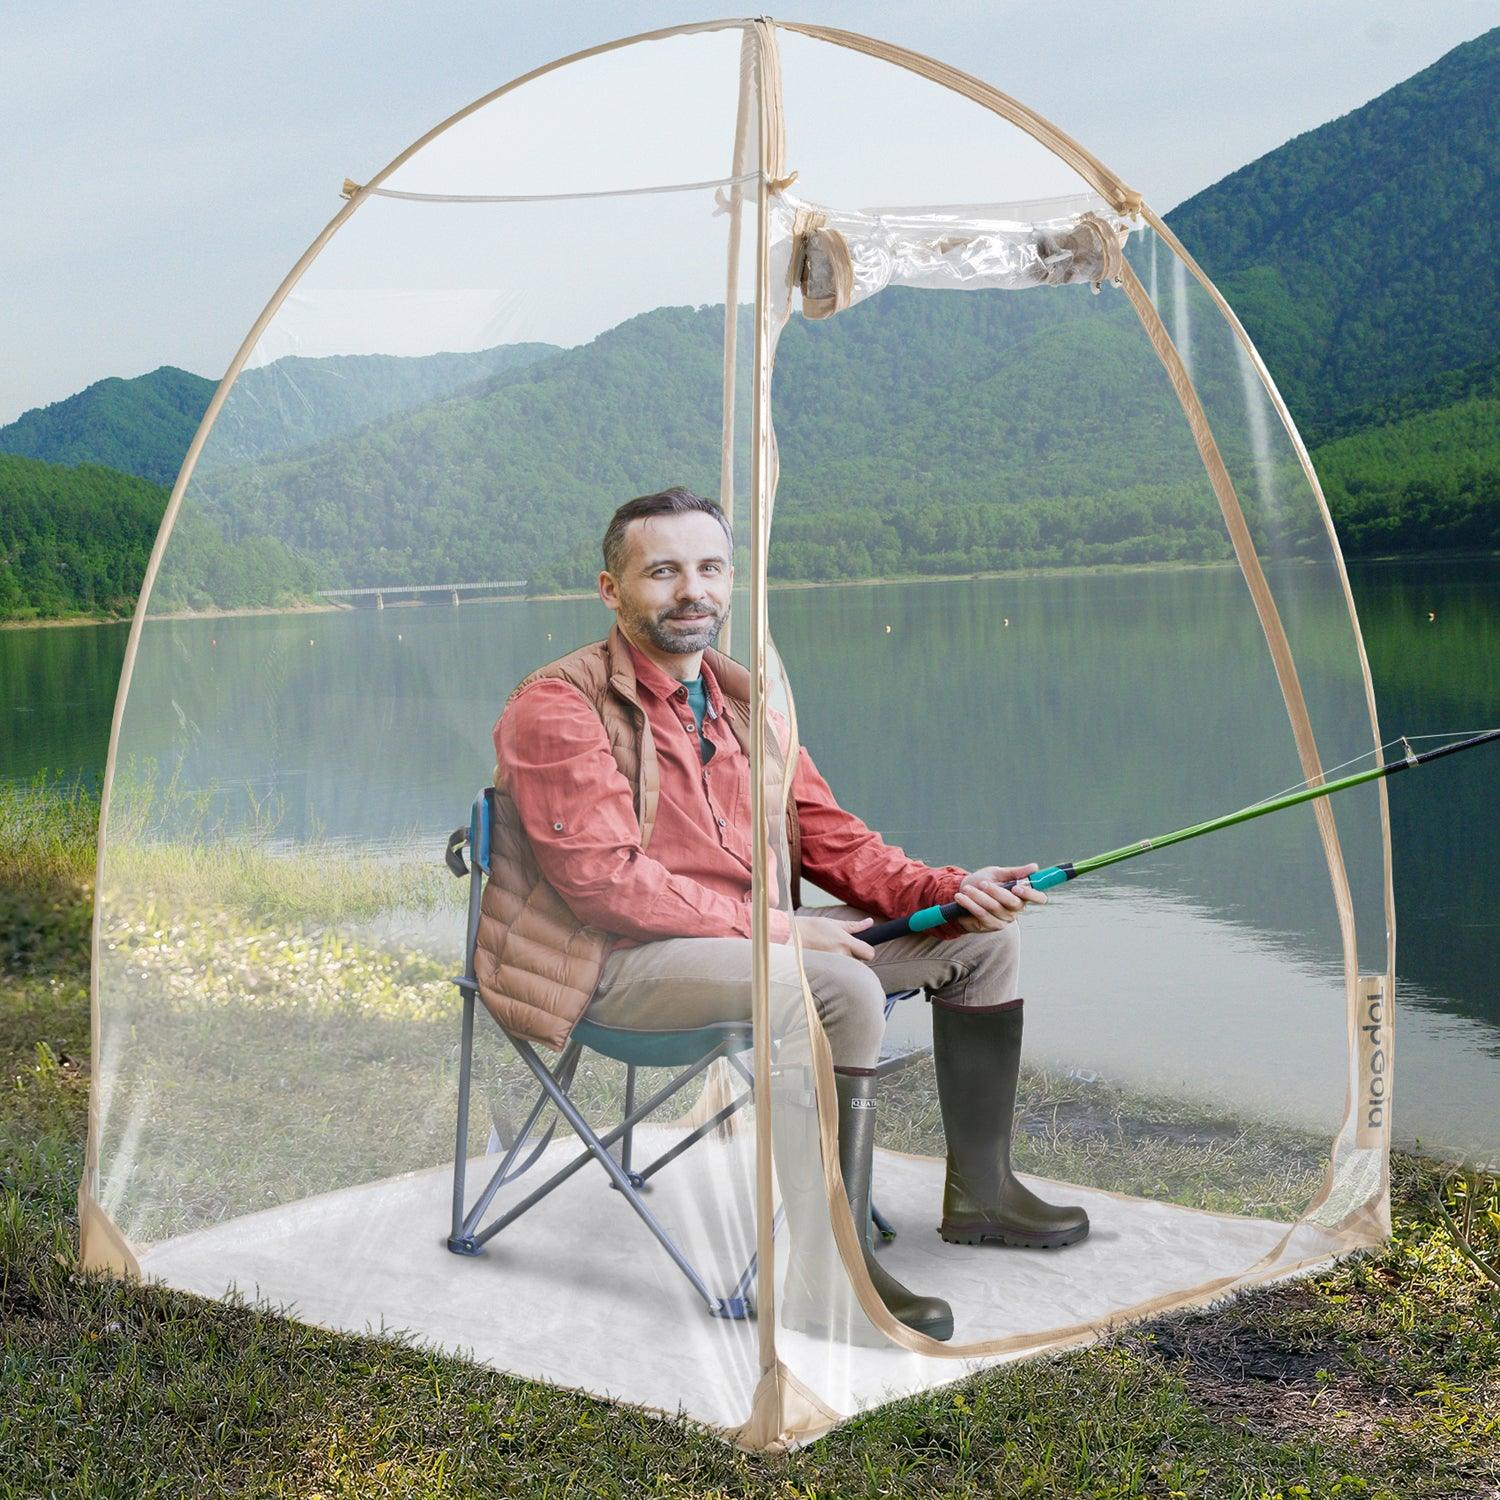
[85,15,1404,1447]
[754,21,1390,1409]
[766,229,1384,1190]
[89,22,800,1435]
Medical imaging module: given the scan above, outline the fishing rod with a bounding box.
[860,727,1500,947]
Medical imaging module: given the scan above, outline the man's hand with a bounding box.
[794,913,876,961]
[952,864,1047,932]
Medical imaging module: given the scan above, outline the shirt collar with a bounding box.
[620,632,723,719]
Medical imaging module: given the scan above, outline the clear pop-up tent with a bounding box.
[86,20,1398,1448]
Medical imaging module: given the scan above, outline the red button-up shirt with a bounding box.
[493,636,968,946]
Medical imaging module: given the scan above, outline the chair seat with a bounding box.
[571,1017,753,1068]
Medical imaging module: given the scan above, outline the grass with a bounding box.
[87,894,1325,1241]
[3,784,1498,1497]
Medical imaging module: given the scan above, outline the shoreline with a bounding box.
[4,549,1496,632]
[0,600,341,632]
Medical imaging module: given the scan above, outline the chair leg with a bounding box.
[612,1063,646,1189]
[448,986,478,1253]
[453,1023,757,1320]
[457,1042,581,1243]
[496,1035,741,1315]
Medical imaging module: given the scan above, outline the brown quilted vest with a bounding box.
[474,625,801,1050]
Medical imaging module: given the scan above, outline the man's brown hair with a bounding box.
[602,487,733,576]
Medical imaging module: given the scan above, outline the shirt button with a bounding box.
[684,722,694,733]
[552,821,564,832]
[716,817,726,828]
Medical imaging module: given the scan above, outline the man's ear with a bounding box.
[598,569,620,610]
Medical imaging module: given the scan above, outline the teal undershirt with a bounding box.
[684,676,714,764]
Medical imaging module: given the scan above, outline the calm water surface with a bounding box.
[3,558,1497,1157]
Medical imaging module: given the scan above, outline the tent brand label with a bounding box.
[1355,975,1390,1148]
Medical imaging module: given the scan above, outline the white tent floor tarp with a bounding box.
[139,1127,1343,1433]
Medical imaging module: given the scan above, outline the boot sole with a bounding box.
[940,1221,1090,1250]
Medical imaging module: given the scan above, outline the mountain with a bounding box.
[0,368,213,488]
[0,344,560,487]
[202,344,560,470]
[161,285,1274,608]
[1166,27,1499,440]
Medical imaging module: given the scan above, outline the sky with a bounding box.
[3,1,1493,426]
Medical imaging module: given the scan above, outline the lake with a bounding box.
[3,557,1496,1161]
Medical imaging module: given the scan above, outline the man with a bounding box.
[481,486,1087,1345]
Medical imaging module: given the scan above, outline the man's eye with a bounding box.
[701,564,721,575]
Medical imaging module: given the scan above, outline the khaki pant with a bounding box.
[585,905,1022,1069]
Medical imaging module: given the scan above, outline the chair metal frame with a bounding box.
[443,788,926,1319]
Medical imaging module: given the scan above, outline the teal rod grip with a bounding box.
[861,865,1073,947]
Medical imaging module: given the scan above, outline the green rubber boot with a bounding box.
[778,1067,954,1344]
[932,997,1090,1249]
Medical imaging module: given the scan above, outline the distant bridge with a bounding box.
[319,580,528,609]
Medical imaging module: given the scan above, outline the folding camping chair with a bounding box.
[443,787,925,1318]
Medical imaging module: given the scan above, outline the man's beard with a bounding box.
[628,598,729,656]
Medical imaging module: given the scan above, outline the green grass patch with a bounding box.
[0,773,99,892]
[102,765,455,930]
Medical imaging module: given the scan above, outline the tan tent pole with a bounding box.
[663,26,762,1150]
[748,13,783,1408]
[80,178,367,1270]
[81,15,756,1272]
[718,28,758,658]
[775,21,1143,216]
[1141,205,1396,990]
[1143,205,1396,1227]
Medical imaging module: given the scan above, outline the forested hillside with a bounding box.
[0,344,558,486]
[0,369,212,487]
[0,456,166,620]
[1309,396,1500,555]
[0,455,313,622]
[1166,27,1498,438]
[200,344,558,470]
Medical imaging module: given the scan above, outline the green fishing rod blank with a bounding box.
[859,727,1500,946]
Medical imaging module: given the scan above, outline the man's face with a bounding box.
[599,511,733,659]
